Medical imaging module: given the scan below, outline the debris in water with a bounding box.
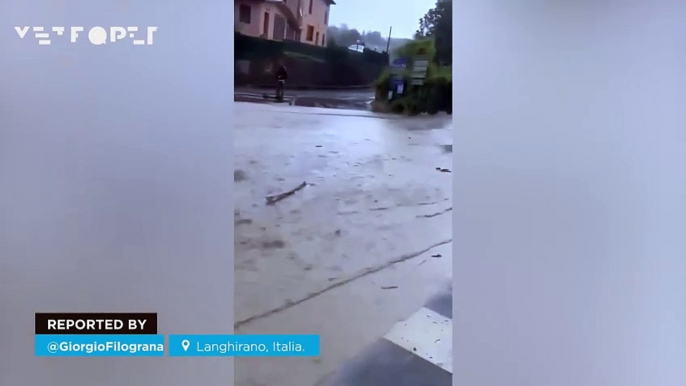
[234,169,248,182]
[266,181,307,205]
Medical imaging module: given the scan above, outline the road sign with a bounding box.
[411,56,429,85]
[391,58,407,68]
[391,58,407,78]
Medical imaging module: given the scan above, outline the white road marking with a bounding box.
[383,307,453,373]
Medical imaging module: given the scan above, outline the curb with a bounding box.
[289,96,373,111]
[313,287,453,386]
[240,84,374,91]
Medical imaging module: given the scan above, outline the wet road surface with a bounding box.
[314,286,453,386]
[233,103,452,386]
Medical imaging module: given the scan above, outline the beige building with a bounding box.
[234,0,334,47]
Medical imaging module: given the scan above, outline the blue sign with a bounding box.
[391,58,407,68]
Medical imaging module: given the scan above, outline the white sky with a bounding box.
[328,0,437,39]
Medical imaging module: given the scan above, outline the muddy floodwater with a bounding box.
[234,104,453,326]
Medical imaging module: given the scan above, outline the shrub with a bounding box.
[394,38,436,64]
[424,65,451,114]
[426,64,452,83]
[371,100,392,113]
[406,97,421,116]
[425,87,440,115]
[387,96,422,116]
[390,98,406,114]
[374,68,392,88]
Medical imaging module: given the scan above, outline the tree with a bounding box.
[326,24,362,47]
[415,8,439,37]
[414,0,452,65]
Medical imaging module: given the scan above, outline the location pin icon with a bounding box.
[181,339,190,352]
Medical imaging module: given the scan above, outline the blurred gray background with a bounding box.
[0,1,234,385]
[454,2,686,386]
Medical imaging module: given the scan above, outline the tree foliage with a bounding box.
[415,0,452,65]
[395,38,436,61]
[416,8,439,37]
[326,24,362,47]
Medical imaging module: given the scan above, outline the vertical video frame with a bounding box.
[233,1,453,385]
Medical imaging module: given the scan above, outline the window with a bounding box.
[306,25,314,41]
[263,12,270,37]
[322,34,326,46]
[239,4,251,24]
[324,10,328,25]
[309,0,313,14]
[315,32,319,45]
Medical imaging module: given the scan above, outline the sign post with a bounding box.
[411,55,429,86]
[389,58,407,100]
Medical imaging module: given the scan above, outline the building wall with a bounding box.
[298,0,330,47]
[235,0,330,45]
[234,1,264,37]
[283,0,301,21]
[235,0,293,40]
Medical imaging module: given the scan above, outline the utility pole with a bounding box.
[386,26,392,53]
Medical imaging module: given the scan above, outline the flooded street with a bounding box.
[234,103,453,386]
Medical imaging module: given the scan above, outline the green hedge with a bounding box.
[234,32,388,66]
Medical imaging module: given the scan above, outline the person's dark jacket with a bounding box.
[275,65,288,81]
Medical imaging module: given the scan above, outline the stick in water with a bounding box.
[266,181,307,205]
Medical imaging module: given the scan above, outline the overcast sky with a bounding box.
[328,0,437,39]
